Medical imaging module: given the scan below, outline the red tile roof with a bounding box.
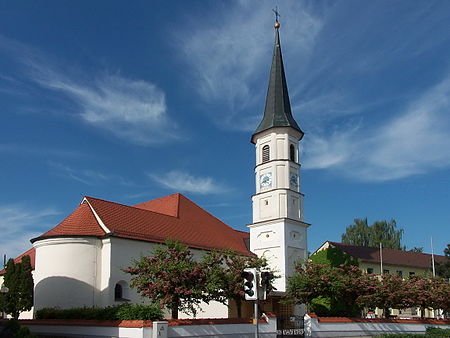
[0,247,35,275]
[39,202,106,238]
[33,193,251,256]
[133,194,180,217]
[329,241,447,269]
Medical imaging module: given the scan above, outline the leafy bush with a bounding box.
[375,334,422,337]
[116,304,163,320]
[2,319,36,338]
[309,296,360,317]
[426,327,450,336]
[36,304,162,321]
[375,328,450,337]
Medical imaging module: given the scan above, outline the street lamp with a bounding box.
[1,285,8,319]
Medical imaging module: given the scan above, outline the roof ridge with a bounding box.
[233,228,250,235]
[331,241,445,258]
[87,196,180,219]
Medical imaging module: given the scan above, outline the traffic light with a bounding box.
[242,268,258,300]
[259,271,276,300]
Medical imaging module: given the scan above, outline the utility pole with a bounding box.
[431,237,436,277]
[380,243,383,275]
[254,299,259,338]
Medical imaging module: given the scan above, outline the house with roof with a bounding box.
[313,241,447,318]
[1,20,310,320]
[315,241,446,277]
[32,193,253,319]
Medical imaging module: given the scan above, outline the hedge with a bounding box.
[35,303,163,321]
[375,327,450,337]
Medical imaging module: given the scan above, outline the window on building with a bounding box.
[262,145,270,163]
[290,144,296,162]
[383,269,390,275]
[114,283,123,300]
[367,268,374,274]
[396,270,403,277]
[409,271,415,276]
[114,281,130,301]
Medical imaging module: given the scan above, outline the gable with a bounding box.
[32,194,252,256]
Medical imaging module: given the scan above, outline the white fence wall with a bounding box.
[22,317,278,338]
[305,313,450,337]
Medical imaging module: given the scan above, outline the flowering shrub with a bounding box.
[286,261,450,317]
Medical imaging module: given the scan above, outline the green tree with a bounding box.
[202,250,273,318]
[124,239,208,319]
[357,274,408,318]
[286,261,366,317]
[403,275,450,319]
[341,218,405,250]
[436,244,450,279]
[310,247,359,267]
[18,255,34,313]
[409,247,424,253]
[0,256,34,319]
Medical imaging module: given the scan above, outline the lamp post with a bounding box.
[0,285,8,319]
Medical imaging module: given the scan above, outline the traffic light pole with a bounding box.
[254,299,259,338]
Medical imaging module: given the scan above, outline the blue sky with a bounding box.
[1,1,449,259]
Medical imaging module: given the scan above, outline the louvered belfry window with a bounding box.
[290,144,296,162]
[262,145,270,163]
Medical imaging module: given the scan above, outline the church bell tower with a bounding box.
[249,20,310,292]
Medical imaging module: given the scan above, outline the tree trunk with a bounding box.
[235,297,242,318]
[171,297,180,319]
[171,304,178,319]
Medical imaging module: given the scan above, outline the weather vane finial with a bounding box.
[272,6,281,29]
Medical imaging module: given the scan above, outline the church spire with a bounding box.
[252,20,303,143]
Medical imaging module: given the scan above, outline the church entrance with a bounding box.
[272,301,305,338]
[276,314,305,338]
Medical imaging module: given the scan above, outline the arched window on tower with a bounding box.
[262,145,270,163]
[290,144,296,162]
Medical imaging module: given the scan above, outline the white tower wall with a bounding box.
[33,237,101,310]
[250,128,309,292]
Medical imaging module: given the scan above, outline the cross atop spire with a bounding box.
[272,6,280,24]
[251,18,303,143]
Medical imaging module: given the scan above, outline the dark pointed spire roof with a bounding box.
[252,24,303,143]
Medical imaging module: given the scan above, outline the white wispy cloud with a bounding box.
[49,162,132,186]
[0,204,60,259]
[149,170,226,194]
[25,60,179,145]
[303,75,450,181]
[0,33,180,146]
[0,143,82,159]
[174,1,323,129]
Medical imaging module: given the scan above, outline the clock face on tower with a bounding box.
[260,173,272,188]
[290,173,298,189]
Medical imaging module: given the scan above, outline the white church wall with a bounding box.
[33,237,101,310]
[108,237,229,319]
[31,235,229,318]
[108,237,158,306]
[97,237,111,307]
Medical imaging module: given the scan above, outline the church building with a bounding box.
[1,20,309,319]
